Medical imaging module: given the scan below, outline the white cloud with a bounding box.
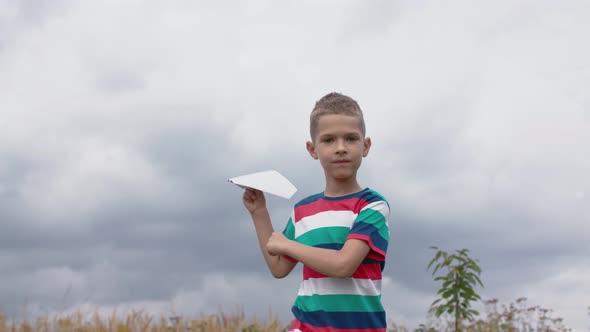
[21,266,86,302]
[519,263,590,331]
[29,272,300,327]
[382,275,438,329]
[15,137,169,225]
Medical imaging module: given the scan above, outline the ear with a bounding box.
[306,141,318,160]
[362,137,372,157]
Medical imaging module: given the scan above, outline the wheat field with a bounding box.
[0,297,580,332]
[0,308,290,332]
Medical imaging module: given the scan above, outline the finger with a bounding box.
[244,190,255,201]
[250,189,262,197]
[249,189,260,200]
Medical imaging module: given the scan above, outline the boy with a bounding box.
[243,92,390,331]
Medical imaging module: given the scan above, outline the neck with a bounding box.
[323,177,363,197]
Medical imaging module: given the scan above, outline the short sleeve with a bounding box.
[346,200,390,261]
[281,210,298,263]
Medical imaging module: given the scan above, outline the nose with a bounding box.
[335,139,347,154]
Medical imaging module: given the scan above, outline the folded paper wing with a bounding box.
[228,170,297,199]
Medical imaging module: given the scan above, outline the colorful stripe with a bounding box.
[355,207,390,241]
[296,226,350,247]
[297,277,381,296]
[294,294,383,312]
[290,319,386,332]
[284,217,296,240]
[282,188,390,331]
[282,255,297,263]
[295,197,366,222]
[294,192,324,208]
[360,201,390,222]
[295,210,356,238]
[347,235,385,260]
[348,223,388,257]
[293,188,379,207]
[303,263,382,280]
[282,216,297,262]
[292,307,386,329]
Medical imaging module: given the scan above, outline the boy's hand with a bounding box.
[243,188,266,214]
[267,232,290,256]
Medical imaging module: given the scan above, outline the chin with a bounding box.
[330,171,356,180]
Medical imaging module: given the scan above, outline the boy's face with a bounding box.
[306,114,371,182]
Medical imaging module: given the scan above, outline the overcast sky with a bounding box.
[1,0,589,330]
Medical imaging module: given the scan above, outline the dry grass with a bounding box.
[0,309,289,332]
[0,296,580,332]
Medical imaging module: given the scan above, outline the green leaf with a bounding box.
[428,251,443,271]
[454,255,467,264]
[473,274,484,287]
[442,279,452,288]
[428,245,484,324]
[470,263,482,274]
[459,286,474,295]
[458,282,472,289]
[431,263,442,276]
[442,290,453,299]
[464,271,483,287]
[463,292,474,300]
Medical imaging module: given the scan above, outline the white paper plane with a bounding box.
[228,170,297,199]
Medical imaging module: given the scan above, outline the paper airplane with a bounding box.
[228,170,297,199]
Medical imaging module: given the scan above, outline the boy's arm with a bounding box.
[267,199,389,278]
[268,233,370,278]
[244,189,296,279]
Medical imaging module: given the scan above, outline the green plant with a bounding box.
[468,297,572,332]
[427,246,484,332]
[413,323,437,332]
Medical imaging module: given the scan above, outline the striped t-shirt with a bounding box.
[282,188,390,332]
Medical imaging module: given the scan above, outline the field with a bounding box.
[0,309,288,332]
[0,297,580,332]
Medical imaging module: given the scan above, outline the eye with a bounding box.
[321,137,334,143]
[346,136,359,142]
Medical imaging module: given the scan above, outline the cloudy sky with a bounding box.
[1,0,589,330]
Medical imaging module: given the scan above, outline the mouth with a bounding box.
[333,160,351,164]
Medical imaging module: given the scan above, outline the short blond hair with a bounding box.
[309,92,366,140]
